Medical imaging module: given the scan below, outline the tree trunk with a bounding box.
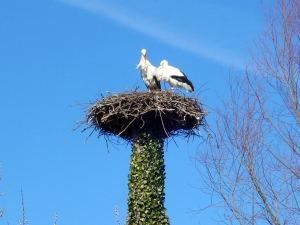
[127,132,170,225]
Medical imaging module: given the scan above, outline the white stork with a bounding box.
[136,49,161,91]
[156,60,194,92]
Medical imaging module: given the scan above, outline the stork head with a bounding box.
[160,60,168,67]
[141,49,147,58]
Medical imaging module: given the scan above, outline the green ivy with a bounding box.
[127,132,170,225]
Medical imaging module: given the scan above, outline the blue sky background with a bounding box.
[0,1,272,224]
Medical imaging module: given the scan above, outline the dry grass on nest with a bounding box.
[77,90,208,142]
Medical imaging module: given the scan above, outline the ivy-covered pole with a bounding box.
[127,132,169,225]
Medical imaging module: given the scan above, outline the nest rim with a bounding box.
[79,90,208,143]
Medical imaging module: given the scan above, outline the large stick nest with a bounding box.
[80,90,208,142]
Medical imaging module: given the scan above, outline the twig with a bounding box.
[115,205,121,225]
[21,188,28,225]
[53,212,58,225]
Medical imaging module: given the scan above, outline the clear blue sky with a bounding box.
[0,1,272,224]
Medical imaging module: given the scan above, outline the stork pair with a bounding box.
[137,49,194,92]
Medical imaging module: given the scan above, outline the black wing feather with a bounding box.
[170,71,194,91]
[154,75,161,90]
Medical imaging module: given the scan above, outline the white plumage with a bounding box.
[136,49,161,91]
[156,60,194,92]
